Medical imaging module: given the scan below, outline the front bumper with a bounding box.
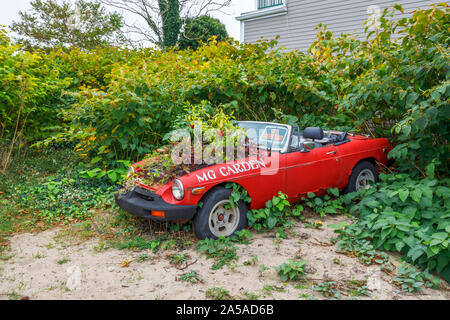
[115,187,197,221]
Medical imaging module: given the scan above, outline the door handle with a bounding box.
[326,151,337,155]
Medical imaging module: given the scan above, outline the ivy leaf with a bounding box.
[272,196,280,206]
[425,163,435,178]
[406,92,419,107]
[276,203,285,212]
[394,4,404,13]
[414,116,428,131]
[410,189,422,203]
[267,216,278,229]
[432,232,448,241]
[399,189,409,202]
[402,125,411,137]
[328,187,339,197]
[107,171,118,182]
[408,246,424,262]
[395,241,405,252]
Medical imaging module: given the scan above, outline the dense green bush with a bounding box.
[2,5,448,178]
[0,29,69,144]
[178,15,228,50]
[340,173,449,281]
[335,5,449,177]
[49,5,447,179]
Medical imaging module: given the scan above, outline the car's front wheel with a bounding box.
[193,187,247,240]
[345,160,378,193]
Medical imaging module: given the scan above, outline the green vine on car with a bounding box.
[225,182,251,208]
[247,192,291,231]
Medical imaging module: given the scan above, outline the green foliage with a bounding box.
[225,182,251,208]
[79,160,131,183]
[261,284,285,297]
[178,15,228,50]
[159,0,182,48]
[302,188,350,216]
[0,29,70,161]
[247,192,291,231]
[10,4,442,178]
[167,253,188,266]
[0,148,71,250]
[56,257,70,264]
[274,259,307,282]
[335,236,393,272]
[205,287,233,300]
[137,253,154,262]
[393,263,440,293]
[196,230,251,270]
[0,29,141,173]
[346,280,370,297]
[179,270,203,283]
[15,170,115,220]
[0,146,114,221]
[0,4,447,178]
[197,237,237,270]
[334,5,449,177]
[313,281,341,299]
[339,173,450,280]
[117,237,161,252]
[243,254,259,266]
[11,0,125,50]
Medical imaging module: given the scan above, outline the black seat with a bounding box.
[303,127,324,140]
[302,127,324,149]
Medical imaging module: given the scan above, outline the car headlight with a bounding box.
[172,179,184,200]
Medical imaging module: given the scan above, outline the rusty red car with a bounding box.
[116,121,392,239]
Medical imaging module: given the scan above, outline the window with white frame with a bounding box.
[257,0,284,10]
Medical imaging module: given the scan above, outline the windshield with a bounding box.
[236,122,290,151]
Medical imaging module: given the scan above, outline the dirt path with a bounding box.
[0,215,448,300]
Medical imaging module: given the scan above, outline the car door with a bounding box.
[284,141,341,201]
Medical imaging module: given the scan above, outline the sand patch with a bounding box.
[1,215,448,300]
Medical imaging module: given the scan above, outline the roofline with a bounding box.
[235,2,288,22]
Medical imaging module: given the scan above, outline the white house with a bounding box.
[236,0,434,51]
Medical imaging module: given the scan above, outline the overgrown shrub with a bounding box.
[340,173,449,281]
[2,4,446,179]
[0,28,69,168]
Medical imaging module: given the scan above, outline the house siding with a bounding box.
[243,0,434,51]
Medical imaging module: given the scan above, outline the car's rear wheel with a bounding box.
[193,187,247,240]
[345,161,378,193]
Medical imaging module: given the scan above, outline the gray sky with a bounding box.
[0,0,254,41]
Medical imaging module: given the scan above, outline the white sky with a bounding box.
[0,0,254,42]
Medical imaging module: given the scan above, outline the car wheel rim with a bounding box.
[356,169,375,192]
[208,200,240,237]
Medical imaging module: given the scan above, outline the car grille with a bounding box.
[134,187,155,201]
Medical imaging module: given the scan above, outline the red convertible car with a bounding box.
[116,121,392,239]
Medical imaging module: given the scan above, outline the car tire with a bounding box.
[344,161,378,193]
[193,187,248,240]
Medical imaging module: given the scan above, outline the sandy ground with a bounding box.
[0,214,449,300]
